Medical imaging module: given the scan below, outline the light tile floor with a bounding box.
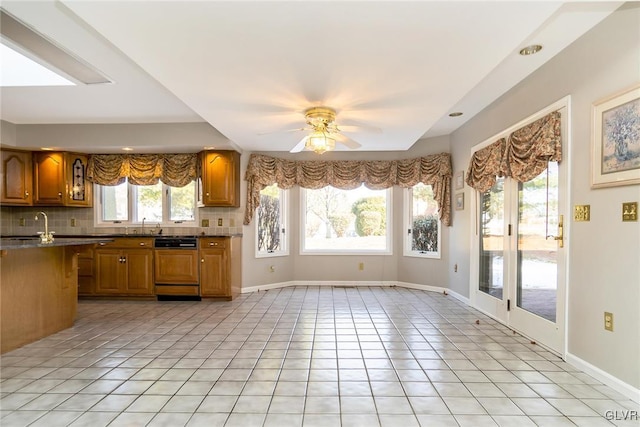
[1,287,638,427]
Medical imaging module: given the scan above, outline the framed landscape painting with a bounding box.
[591,84,640,188]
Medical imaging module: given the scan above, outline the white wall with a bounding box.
[448,4,639,390]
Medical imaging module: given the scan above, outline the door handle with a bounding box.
[546,214,564,248]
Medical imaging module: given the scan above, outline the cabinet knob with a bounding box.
[24,191,29,198]
[201,258,205,263]
[58,192,62,197]
[99,242,106,246]
[139,242,145,246]
[206,192,210,196]
[209,242,218,246]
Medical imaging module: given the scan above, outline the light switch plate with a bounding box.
[201,219,210,227]
[622,202,637,222]
[574,205,590,222]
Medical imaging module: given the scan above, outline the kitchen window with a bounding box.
[256,184,288,257]
[301,185,392,255]
[404,183,441,258]
[96,179,197,226]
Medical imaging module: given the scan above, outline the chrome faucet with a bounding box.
[141,217,146,235]
[34,211,55,243]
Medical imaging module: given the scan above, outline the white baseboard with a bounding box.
[241,280,397,294]
[566,353,640,404]
[240,280,471,307]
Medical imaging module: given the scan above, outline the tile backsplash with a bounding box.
[0,206,244,236]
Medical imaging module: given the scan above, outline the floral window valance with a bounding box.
[87,154,198,187]
[466,111,562,193]
[244,153,452,226]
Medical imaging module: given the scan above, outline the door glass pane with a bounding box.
[516,162,558,322]
[479,178,504,299]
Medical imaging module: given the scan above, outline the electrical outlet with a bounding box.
[201,219,210,227]
[70,218,76,227]
[454,263,458,272]
[19,218,25,226]
[358,262,364,271]
[604,312,614,331]
[218,218,223,226]
[230,218,235,227]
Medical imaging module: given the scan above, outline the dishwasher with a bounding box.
[154,237,200,300]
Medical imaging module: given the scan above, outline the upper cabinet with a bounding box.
[33,152,92,207]
[197,150,240,207]
[1,149,33,206]
[0,150,92,207]
[63,153,92,207]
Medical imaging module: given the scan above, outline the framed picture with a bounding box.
[591,84,640,188]
[454,171,465,190]
[455,193,464,210]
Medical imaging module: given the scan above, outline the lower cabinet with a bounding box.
[94,238,154,296]
[200,236,241,299]
[80,236,240,299]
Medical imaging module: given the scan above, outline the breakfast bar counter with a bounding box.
[0,238,111,353]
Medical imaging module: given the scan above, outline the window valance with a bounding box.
[87,153,198,187]
[244,153,452,226]
[466,111,562,193]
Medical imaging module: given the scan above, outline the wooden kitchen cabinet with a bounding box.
[1,149,33,206]
[197,150,240,207]
[33,151,92,207]
[94,238,154,296]
[200,236,241,299]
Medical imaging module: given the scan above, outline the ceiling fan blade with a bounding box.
[258,127,308,136]
[290,136,309,153]
[334,133,362,149]
[338,124,382,134]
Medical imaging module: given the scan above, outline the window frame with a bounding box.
[255,185,289,258]
[300,186,393,256]
[403,184,442,259]
[94,180,198,228]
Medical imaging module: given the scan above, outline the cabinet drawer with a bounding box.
[201,237,227,248]
[96,238,154,248]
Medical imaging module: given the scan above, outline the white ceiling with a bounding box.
[0,1,622,153]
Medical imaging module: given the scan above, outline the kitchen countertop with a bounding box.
[0,234,243,247]
[0,237,115,250]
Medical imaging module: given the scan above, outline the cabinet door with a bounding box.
[124,249,154,295]
[77,246,95,295]
[199,151,240,207]
[95,249,124,294]
[200,248,228,297]
[33,152,65,205]
[64,153,92,207]
[1,150,32,205]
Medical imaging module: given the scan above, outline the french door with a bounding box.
[471,105,568,356]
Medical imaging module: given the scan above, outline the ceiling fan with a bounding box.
[287,106,371,154]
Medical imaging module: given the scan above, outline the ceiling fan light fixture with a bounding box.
[306,130,335,154]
